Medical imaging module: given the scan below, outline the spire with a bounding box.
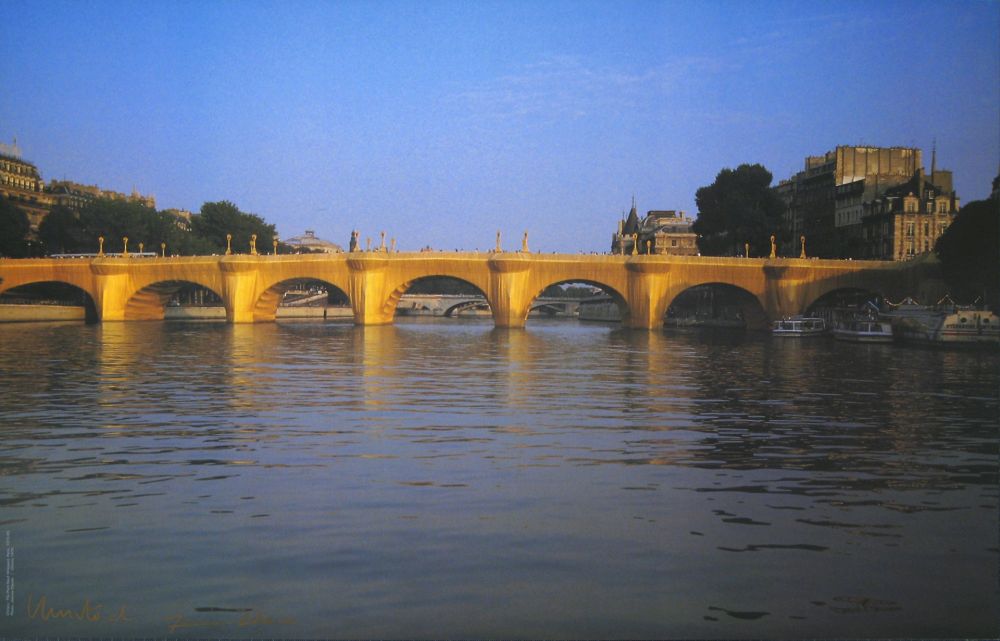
[623,199,640,235]
[931,138,937,178]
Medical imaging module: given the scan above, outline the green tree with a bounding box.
[38,205,86,254]
[190,201,277,254]
[692,164,786,256]
[76,199,160,253]
[935,198,999,307]
[0,197,31,257]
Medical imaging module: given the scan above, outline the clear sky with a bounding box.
[2,0,998,253]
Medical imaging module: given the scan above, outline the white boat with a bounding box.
[883,297,1000,346]
[772,316,826,337]
[832,319,894,343]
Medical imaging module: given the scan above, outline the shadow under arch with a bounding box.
[125,280,224,321]
[254,277,351,322]
[386,275,491,321]
[526,279,629,325]
[0,280,99,323]
[664,282,768,330]
[805,286,886,322]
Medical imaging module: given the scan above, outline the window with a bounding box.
[906,223,915,237]
[671,239,677,247]
[923,222,929,236]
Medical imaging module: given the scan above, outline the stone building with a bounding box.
[611,203,698,255]
[0,142,54,228]
[47,180,156,211]
[777,146,927,258]
[855,169,959,260]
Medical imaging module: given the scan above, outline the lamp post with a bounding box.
[98,236,105,256]
[800,235,806,259]
[250,234,257,255]
[226,234,232,255]
[273,238,278,255]
[161,242,166,257]
[123,236,129,256]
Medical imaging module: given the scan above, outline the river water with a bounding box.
[0,318,996,639]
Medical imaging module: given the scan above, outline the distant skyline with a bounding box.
[2,0,997,253]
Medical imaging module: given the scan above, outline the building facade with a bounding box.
[856,169,959,260]
[47,180,156,211]
[777,146,935,258]
[611,204,698,256]
[1,143,55,228]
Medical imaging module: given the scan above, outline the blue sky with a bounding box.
[2,0,997,252]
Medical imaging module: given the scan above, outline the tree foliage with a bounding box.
[935,198,999,307]
[38,205,85,254]
[692,164,786,256]
[23,198,281,257]
[190,201,277,255]
[0,197,31,257]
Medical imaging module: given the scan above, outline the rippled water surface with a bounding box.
[0,319,997,639]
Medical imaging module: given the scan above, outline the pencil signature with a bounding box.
[27,594,129,623]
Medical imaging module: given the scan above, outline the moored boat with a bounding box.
[832,319,894,343]
[771,316,826,337]
[882,297,1000,346]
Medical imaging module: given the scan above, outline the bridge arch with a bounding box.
[443,298,492,317]
[0,267,97,303]
[386,275,490,321]
[526,279,629,325]
[805,286,886,314]
[804,286,886,326]
[0,280,99,322]
[662,282,768,330]
[124,280,225,321]
[253,277,352,322]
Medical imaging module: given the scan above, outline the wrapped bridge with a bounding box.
[0,251,943,329]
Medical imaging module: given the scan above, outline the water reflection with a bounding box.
[0,320,996,639]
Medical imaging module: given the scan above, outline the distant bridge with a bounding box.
[0,251,944,329]
[398,294,579,317]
